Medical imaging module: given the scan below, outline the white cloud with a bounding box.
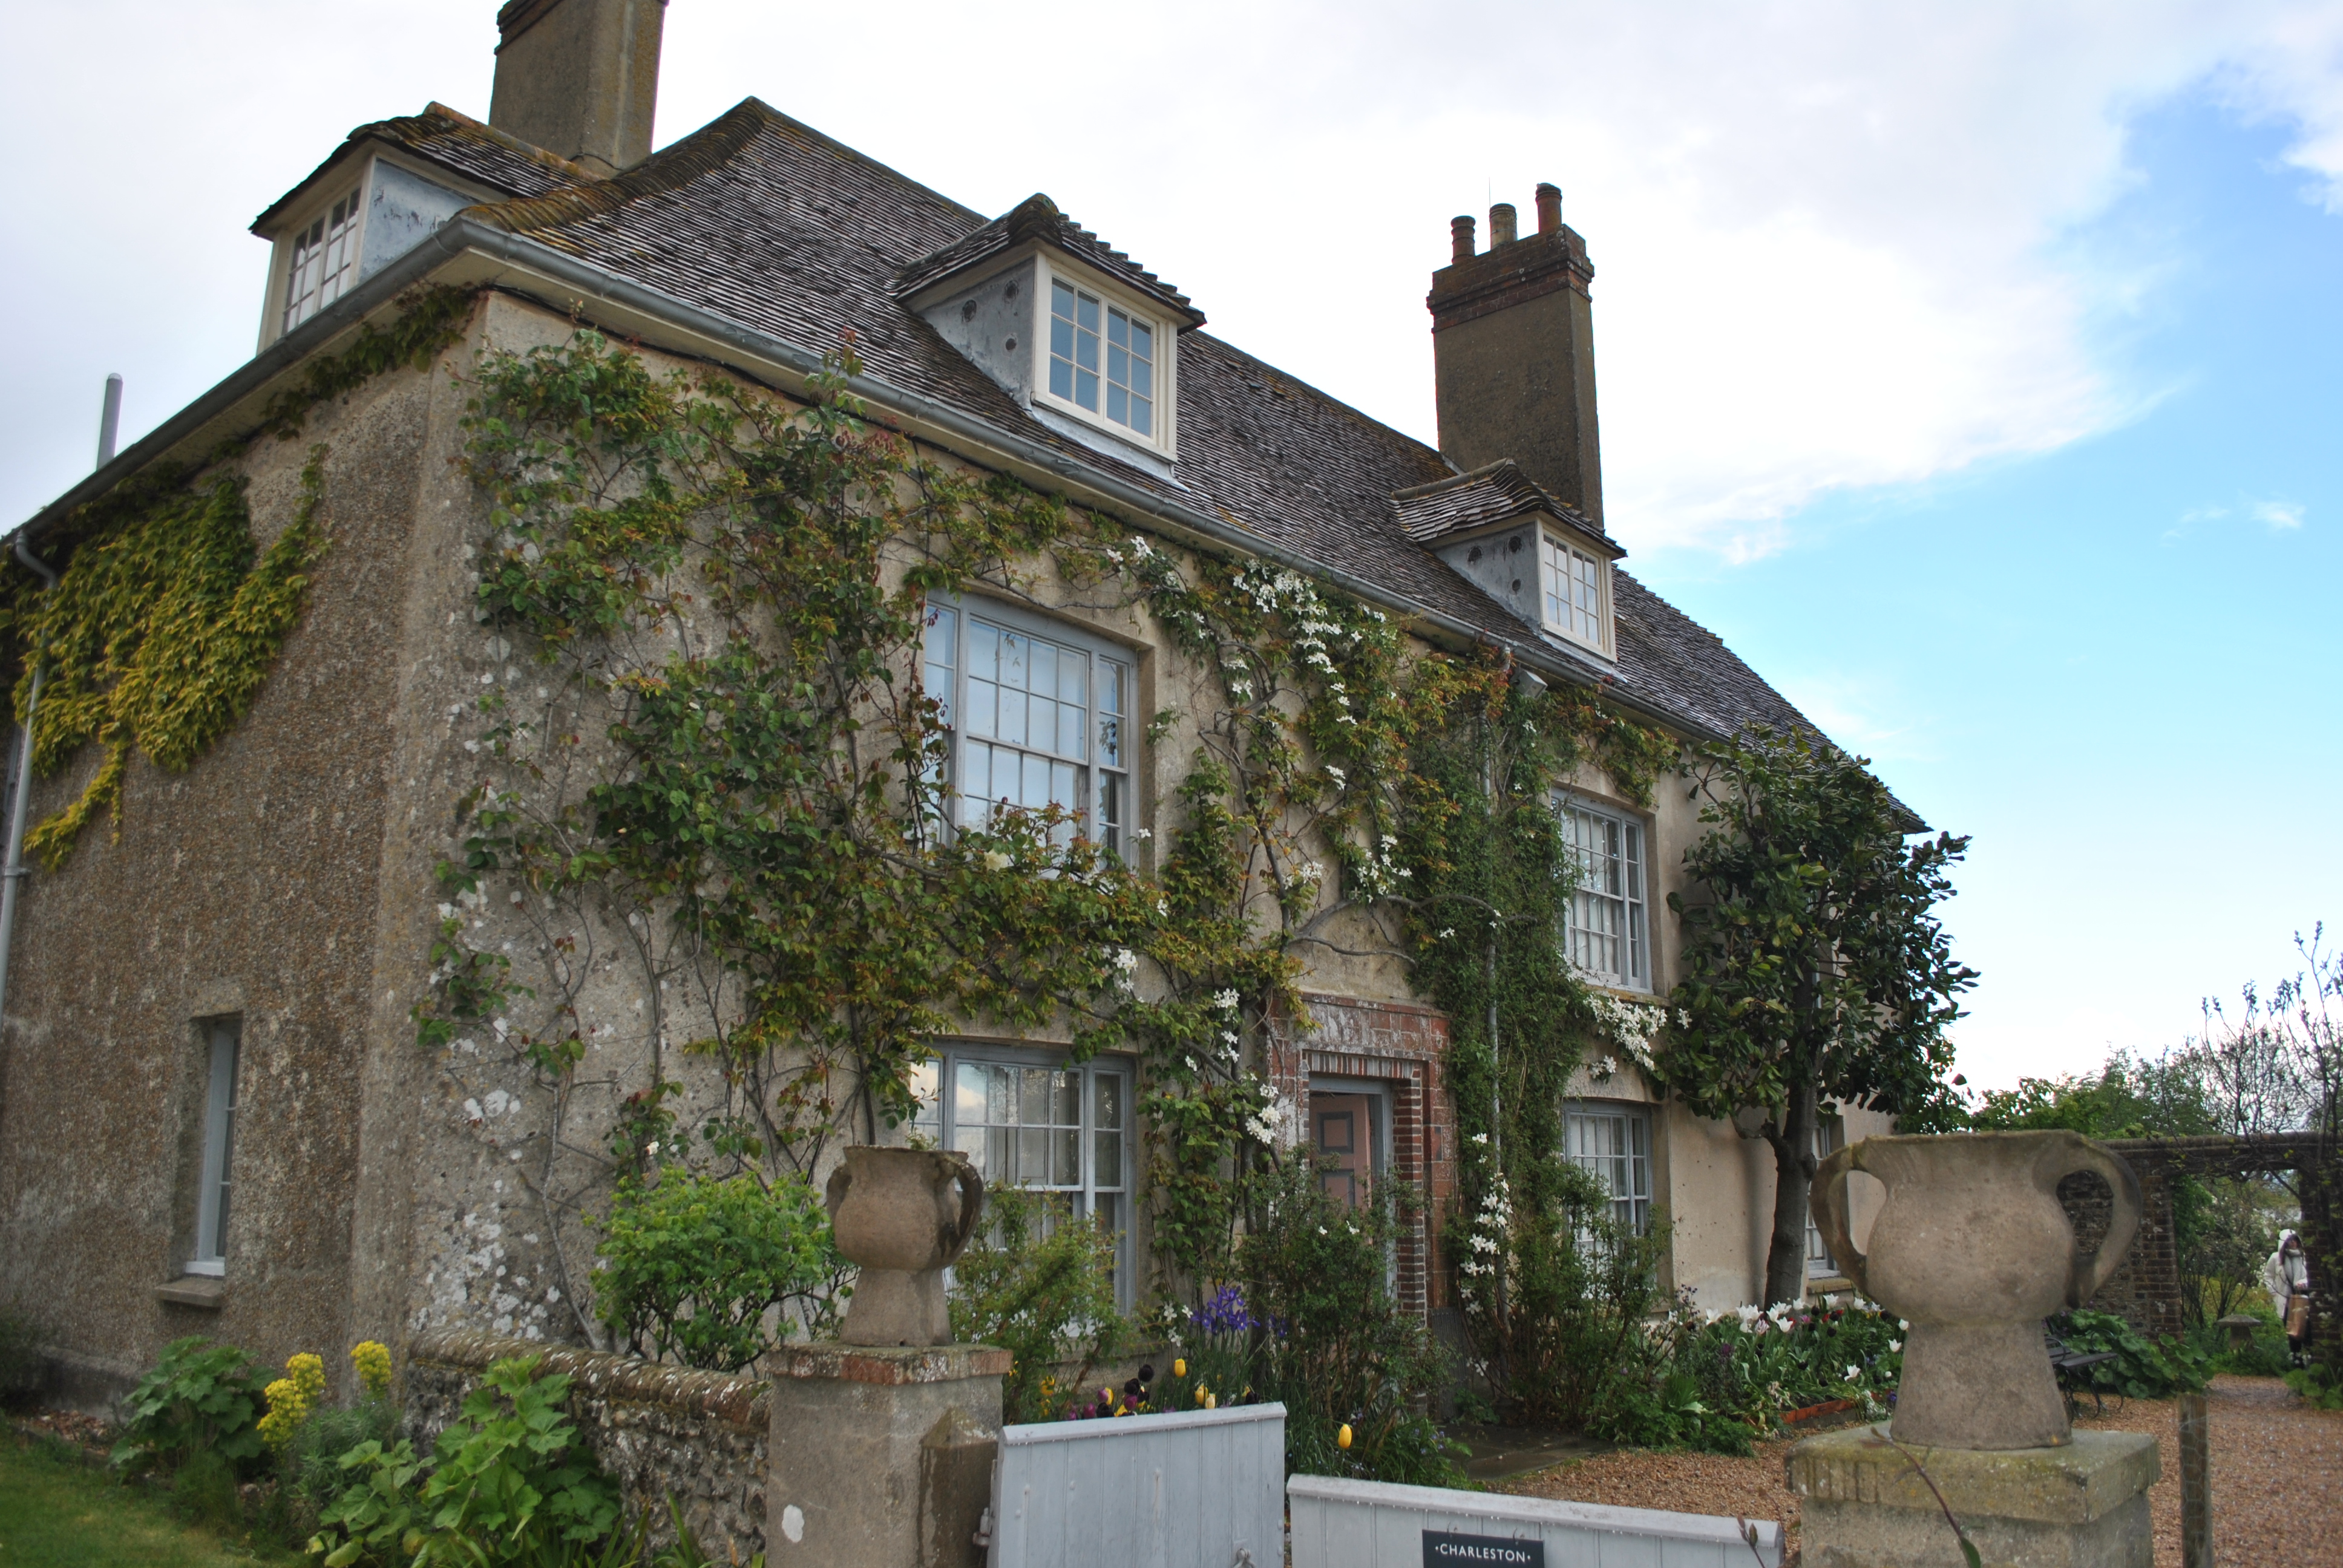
[2252,498,2309,529]
[4,1,2342,550]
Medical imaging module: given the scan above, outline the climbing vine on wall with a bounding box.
[0,285,481,864]
[421,324,1683,1333]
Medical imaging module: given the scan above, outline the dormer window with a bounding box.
[1049,281,1155,437]
[1540,531,1609,652]
[283,188,364,334]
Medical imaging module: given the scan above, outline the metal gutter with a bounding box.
[7,218,1714,746]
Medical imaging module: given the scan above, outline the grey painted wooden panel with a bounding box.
[1288,1473,1782,1568]
[989,1403,1285,1568]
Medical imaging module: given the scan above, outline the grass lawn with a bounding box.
[0,1436,297,1566]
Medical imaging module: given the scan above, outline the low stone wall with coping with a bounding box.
[406,1328,766,1557]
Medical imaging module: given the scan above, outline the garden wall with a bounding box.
[406,1328,766,1557]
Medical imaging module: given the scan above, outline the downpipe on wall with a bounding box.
[0,374,113,1026]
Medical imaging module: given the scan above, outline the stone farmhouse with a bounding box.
[0,0,1894,1406]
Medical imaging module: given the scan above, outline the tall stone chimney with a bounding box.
[1427,182,1603,524]
[489,0,667,177]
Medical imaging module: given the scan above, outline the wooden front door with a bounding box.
[1312,1092,1377,1210]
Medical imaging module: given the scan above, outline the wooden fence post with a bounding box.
[2178,1390,2212,1568]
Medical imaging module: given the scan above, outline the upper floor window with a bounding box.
[923,598,1131,855]
[1564,1099,1653,1236]
[1561,795,1648,991]
[1540,532,1608,653]
[283,187,363,333]
[1049,279,1155,438]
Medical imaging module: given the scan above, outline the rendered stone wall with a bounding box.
[407,1328,767,1558]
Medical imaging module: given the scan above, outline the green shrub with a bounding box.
[110,1335,265,1475]
[2050,1309,2212,1399]
[1607,1299,1906,1454]
[592,1171,842,1371]
[1237,1160,1463,1486]
[2284,1360,2343,1410]
[948,1183,1126,1423]
[310,1354,620,1567]
[2187,1313,2292,1379]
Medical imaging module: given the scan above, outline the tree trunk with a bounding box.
[1762,1072,1820,1306]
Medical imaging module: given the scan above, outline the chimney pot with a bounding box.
[1536,183,1561,236]
[1489,203,1518,247]
[1450,215,1476,263]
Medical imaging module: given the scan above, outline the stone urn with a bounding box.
[824,1146,985,1347]
[1812,1129,2140,1450]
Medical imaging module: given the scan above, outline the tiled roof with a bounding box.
[251,102,592,234]
[451,97,1815,746]
[894,193,1205,327]
[1390,460,1614,550]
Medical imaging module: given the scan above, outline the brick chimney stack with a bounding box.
[490,0,667,177]
[1426,183,1602,524]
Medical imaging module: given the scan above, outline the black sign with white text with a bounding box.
[1422,1530,1545,1567]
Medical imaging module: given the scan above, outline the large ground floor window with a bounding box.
[1807,1112,1846,1279]
[1564,1099,1654,1237]
[910,1044,1133,1304]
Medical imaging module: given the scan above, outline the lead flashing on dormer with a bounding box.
[897,194,1205,330]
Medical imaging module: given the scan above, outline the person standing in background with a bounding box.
[2266,1230,2312,1367]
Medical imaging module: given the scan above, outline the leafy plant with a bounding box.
[1236,1159,1462,1485]
[2050,1308,2210,1400]
[948,1183,1126,1424]
[591,1170,842,1371]
[310,1354,620,1567]
[111,1335,264,1475]
[1657,725,1976,1305]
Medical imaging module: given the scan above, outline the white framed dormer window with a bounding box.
[1032,257,1178,457]
[188,1020,241,1278]
[911,1045,1134,1305]
[1539,532,1611,654]
[922,597,1132,856]
[1560,795,1649,991]
[282,186,364,334]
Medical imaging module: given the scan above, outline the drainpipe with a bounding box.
[0,375,110,1027]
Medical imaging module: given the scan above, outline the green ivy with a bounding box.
[0,285,481,865]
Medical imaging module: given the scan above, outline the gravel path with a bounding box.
[1501,1376,2341,1566]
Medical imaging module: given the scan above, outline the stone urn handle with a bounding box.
[943,1158,985,1264]
[2043,1135,2143,1308]
[1811,1143,1870,1295]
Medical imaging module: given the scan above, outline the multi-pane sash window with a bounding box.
[1807,1114,1846,1277]
[1049,279,1155,437]
[1564,1100,1653,1236]
[911,1048,1132,1303]
[189,1021,241,1277]
[283,188,364,334]
[1540,532,1606,650]
[1561,797,1648,990]
[923,599,1130,854]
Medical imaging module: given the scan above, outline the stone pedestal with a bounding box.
[765,1342,1008,1568]
[1788,1423,2160,1568]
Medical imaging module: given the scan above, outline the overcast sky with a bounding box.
[5,1,2341,1092]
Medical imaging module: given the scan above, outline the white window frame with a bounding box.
[910,1044,1135,1307]
[279,183,367,336]
[1564,1099,1654,1237]
[1807,1112,1846,1278]
[922,595,1134,858]
[1539,531,1611,655]
[189,1021,241,1277]
[1559,794,1650,992]
[1031,258,1179,457]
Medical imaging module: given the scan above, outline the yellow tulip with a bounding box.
[1205,1391,1218,1410]
[1338,1423,1354,1449]
[1174,1358,1187,1378]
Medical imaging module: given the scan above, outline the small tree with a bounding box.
[1657,727,1974,1306]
